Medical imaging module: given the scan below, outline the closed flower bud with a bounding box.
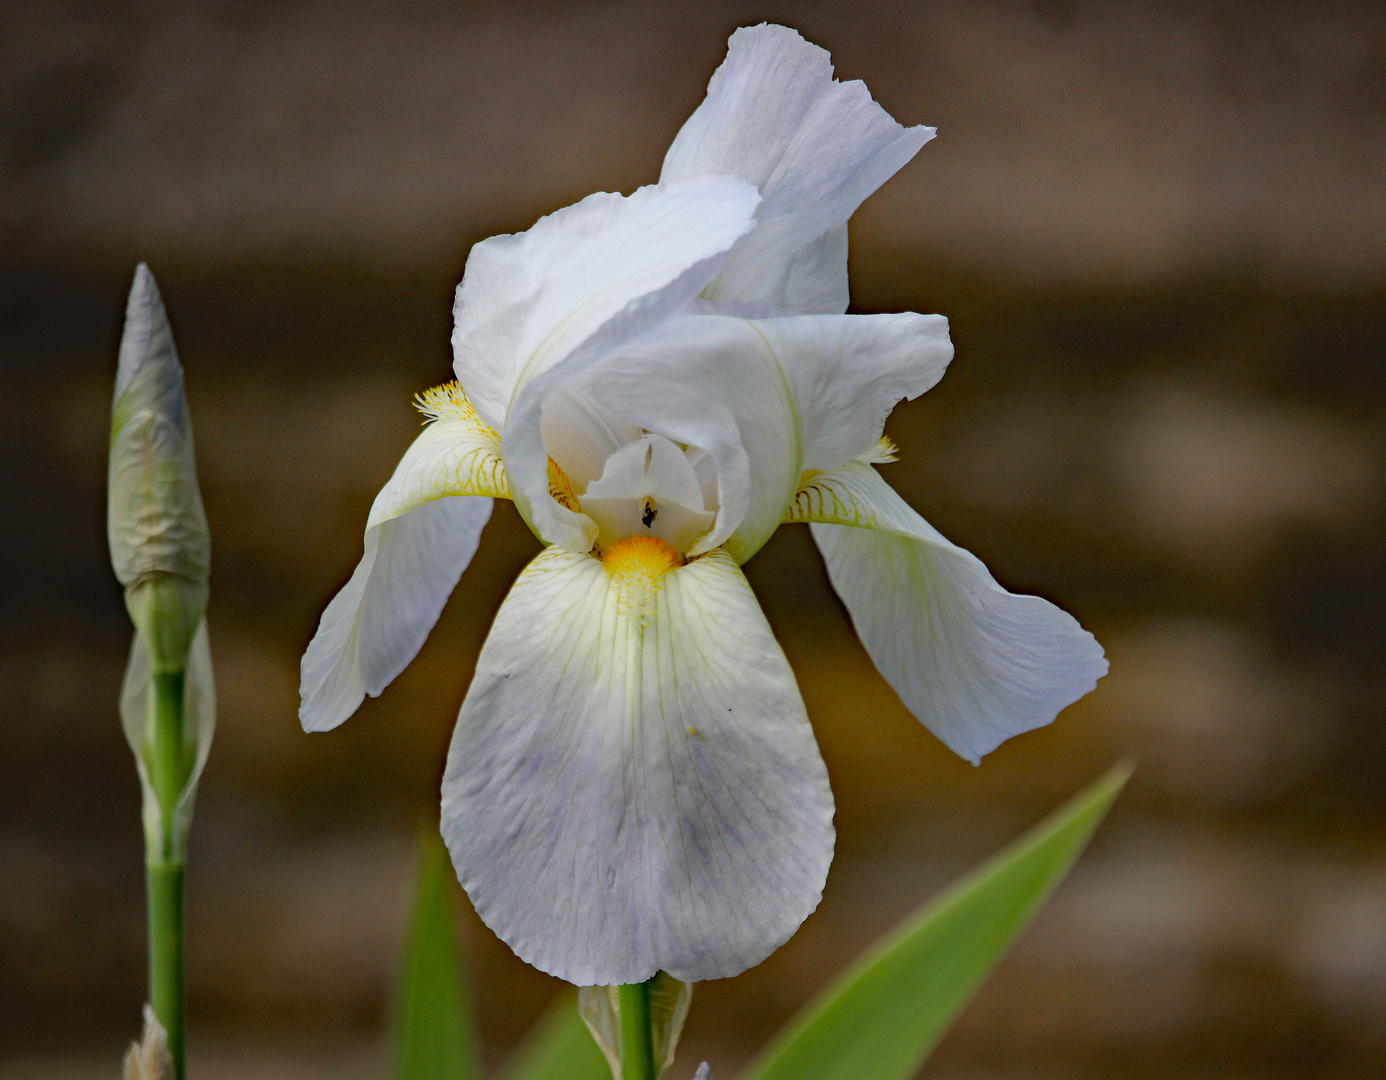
[108,264,210,673]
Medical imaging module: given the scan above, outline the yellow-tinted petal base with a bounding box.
[603,535,683,624]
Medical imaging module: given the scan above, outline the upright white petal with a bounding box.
[574,311,951,562]
[764,312,952,473]
[441,547,835,985]
[790,460,1107,762]
[455,177,759,551]
[300,407,505,733]
[662,24,934,313]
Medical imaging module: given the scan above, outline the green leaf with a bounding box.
[393,825,482,1080]
[740,763,1131,1080]
[498,989,613,1080]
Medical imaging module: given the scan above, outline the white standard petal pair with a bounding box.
[299,23,1108,986]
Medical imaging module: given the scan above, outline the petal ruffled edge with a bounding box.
[662,24,935,314]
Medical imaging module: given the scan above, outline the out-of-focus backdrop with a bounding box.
[3,2,1384,1077]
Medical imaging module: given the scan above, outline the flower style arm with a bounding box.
[298,390,504,733]
[785,457,1108,763]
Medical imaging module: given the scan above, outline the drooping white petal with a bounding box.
[790,460,1107,762]
[301,403,507,733]
[441,546,835,985]
[300,496,492,733]
[464,177,760,551]
[662,24,934,313]
[574,311,952,563]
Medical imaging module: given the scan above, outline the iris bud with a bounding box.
[107,264,216,861]
[108,264,210,672]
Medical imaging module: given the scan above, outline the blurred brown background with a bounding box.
[2,1,1384,1077]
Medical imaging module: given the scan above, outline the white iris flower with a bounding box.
[300,24,1107,986]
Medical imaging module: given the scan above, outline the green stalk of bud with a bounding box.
[108,264,215,1080]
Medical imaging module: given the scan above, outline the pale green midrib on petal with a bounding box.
[561,551,797,930]
[723,321,803,566]
[442,542,833,984]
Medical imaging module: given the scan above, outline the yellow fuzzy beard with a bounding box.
[603,535,683,624]
[414,380,498,438]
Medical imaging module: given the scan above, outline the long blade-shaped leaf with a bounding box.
[497,989,612,1080]
[393,826,482,1080]
[741,764,1131,1080]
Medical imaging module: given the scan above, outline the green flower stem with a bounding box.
[147,860,185,1078]
[147,668,188,1079]
[150,670,187,850]
[618,980,657,1080]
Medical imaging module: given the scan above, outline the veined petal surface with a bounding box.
[441,547,835,985]
[792,461,1107,763]
[302,395,506,733]
[301,496,492,733]
[467,177,760,550]
[369,414,508,528]
[662,24,934,313]
[576,311,952,562]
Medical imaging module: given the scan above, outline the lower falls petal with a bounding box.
[440,546,835,985]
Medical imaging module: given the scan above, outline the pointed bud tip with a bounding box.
[115,263,174,404]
